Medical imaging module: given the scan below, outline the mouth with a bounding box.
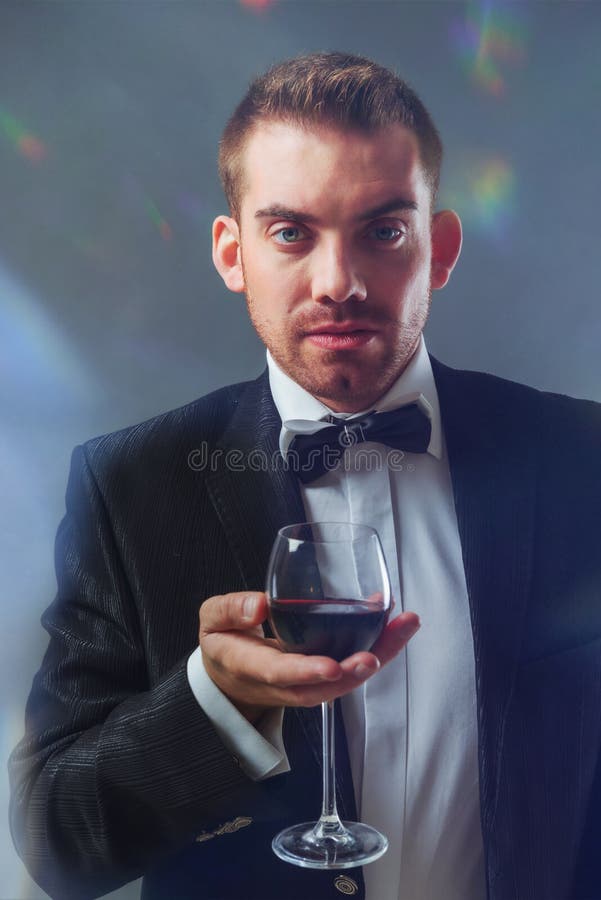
[304,322,379,350]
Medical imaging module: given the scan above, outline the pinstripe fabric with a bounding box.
[433,358,601,900]
[8,361,601,899]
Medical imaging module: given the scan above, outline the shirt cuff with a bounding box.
[186,646,290,781]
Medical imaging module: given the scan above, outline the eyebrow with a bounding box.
[253,196,418,225]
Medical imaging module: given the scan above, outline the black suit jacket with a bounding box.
[9,359,601,900]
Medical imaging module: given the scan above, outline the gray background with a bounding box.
[1,1,599,897]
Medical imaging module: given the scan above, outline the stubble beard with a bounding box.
[246,299,431,411]
[241,258,431,409]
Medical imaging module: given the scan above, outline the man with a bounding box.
[9,52,601,900]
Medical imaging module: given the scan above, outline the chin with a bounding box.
[305,375,381,411]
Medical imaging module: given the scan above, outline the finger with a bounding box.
[328,612,419,675]
[248,658,380,708]
[208,611,418,693]
[202,631,401,710]
[370,611,421,665]
[283,615,420,706]
[284,657,383,707]
[338,651,381,679]
[199,591,267,634]
[202,631,342,686]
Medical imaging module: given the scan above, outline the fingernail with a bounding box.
[355,659,379,679]
[318,669,342,682]
[409,618,421,637]
[242,594,258,621]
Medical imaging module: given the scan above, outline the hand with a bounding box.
[199,591,420,722]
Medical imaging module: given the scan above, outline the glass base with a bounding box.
[272,820,388,869]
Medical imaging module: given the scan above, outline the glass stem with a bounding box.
[314,699,346,837]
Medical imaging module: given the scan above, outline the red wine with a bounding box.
[269,598,387,662]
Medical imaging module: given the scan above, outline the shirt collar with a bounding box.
[267,335,442,460]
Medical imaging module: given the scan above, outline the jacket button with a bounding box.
[334,874,358,895]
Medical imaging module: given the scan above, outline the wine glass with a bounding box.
[265,521,391,869]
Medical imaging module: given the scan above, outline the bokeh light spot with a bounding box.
[0,107,47,164]
[450,1,527,97]
[442,155,516,241]
[240,0,276,11]
[145,196,173,242]
[472,158,515,227]
[18,134,46,163]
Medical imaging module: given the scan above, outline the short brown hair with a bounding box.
[218,51,443,219]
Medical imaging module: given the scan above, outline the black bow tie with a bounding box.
[287,403,432,484]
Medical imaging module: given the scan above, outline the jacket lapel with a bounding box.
[205,370,357,821]
[205,370,306,590]
[431,356,539,882]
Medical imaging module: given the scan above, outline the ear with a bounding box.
[430,210,462,290]
[212,215,245,293]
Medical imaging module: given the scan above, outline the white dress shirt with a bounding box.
[188,337,486,899]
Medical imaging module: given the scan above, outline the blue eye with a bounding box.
[370,225,403,242]
[273,226,307,244]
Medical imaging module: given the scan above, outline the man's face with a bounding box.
[214,121,458,412]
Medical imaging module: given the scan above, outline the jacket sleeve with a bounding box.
[8,443,256,899]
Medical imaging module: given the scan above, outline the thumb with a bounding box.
[199,591,267,635]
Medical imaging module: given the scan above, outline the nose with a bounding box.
[310,238,367,305]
